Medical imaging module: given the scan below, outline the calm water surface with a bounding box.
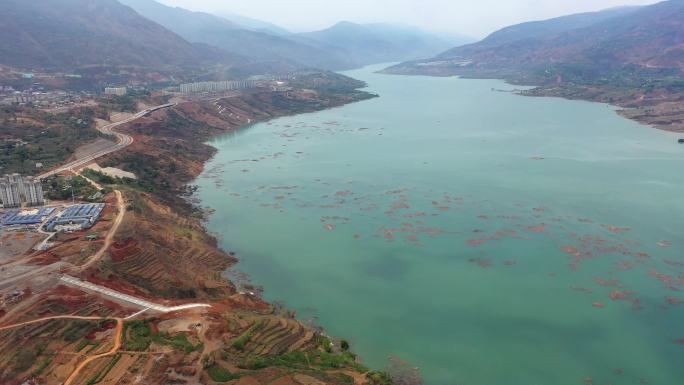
[196,64,684,385]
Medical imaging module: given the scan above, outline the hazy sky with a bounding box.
[157,0,660,37]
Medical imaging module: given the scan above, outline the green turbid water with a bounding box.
[196,64,684,385]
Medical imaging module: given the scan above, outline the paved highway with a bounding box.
[60,275,211,313]
[37,103,175,180]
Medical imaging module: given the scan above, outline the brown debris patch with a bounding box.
[562,245,582,257]
[527,223,547,233]
[469,257,492,268]
[571,285,593,294]
[602,224,631,234]
[594,277,621,287]
[467,238,489,246]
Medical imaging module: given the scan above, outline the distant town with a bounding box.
[1,73,292,111]
[0,72,298,258]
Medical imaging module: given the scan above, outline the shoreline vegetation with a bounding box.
[0,72,413,385]
[98,72,378,296]
[87,73,399,382]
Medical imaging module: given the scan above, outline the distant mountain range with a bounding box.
[116,0,349,70]
[0,0,240,71]
[386,0,684,84]
[118,0,468,71]
[295,22,467,68]
[0,0,463,75]
[385,0,684,132]
[216,12,293,36]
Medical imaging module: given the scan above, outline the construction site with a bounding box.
[0,170,107,266]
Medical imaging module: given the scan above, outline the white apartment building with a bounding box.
[105,87,127,96]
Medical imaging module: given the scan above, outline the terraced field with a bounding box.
[94,191,236,299]
[107,238,232,296]
[0,287,126,384]
[232,316,316,356]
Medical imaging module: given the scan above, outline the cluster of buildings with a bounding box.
[0,87,87,108]
[104,87,127,96]
[0,203,105,233]
[0,207,55,227]
[43,203,104,232]
[179,80,257,94]
[0,174,44,208]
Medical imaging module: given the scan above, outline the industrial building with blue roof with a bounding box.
[43,203,105,232]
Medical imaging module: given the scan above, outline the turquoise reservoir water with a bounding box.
[196,64,684,385]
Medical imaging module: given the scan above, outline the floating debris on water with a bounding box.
[469,257,492,268]
[656,240,672,248]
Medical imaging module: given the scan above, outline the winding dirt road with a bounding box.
[0,103,211,384]
[0,315,124,385]
[78,189,125,272]
[0,315,106,332]
[63,318,123,385]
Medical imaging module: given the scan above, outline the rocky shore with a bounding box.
[98,80,377,300]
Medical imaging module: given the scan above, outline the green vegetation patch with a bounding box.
[231,321,265,351]
[44,174,100,202]
[85,353,121,385]
[82,168,153,192]
[152,332,203,354]
[122,320,202,353]
[75,339,95,352]
[85,342,101,354]
[0,106,100,175]
[207,363,240,382]
[366,371,393,385]
[61,320,95,342]
[81,168,117,185]
[98,90,151,113]
[31,356,53,377]
[122,320,152,351]
[12,350,38,374]
[335,373,355,384]
[240,350,367,373]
